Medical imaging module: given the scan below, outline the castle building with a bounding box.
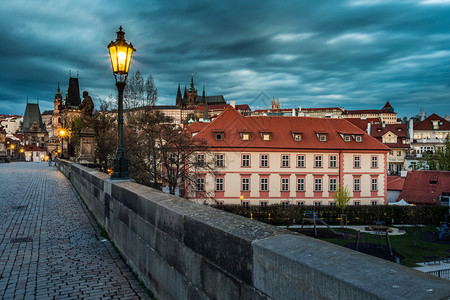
[175,74,226,108]
[22,101,48,151]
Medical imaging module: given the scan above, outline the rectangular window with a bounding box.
[297,155,305,168]
[354,201,360,206]
[281,201,289,207]
[216,178,223,191]
[260,178,268,191]
[293,133,302,141]
[196,154,205,167]
[214,132,224,140]
[260,201,268,208]
[241,133,250,141]
[314,202,322,207]
[261,132,271,140]
[372,178,378,191]
[260,154,268,167]
[355,136,362,142]
[329,155,337,168]
[397,151,401,156]
[330,202,336,206]
[297,178,305,191]
[329,178,337,191]
[281,155,290,168]
[197,178,205,191]
[315,155,322,168]
[242,154,250,167]
[344,135,351,142]
[371,200,377,206]
[281,178,289,191]
[297,201,305,206]
[242,201,249,209]
[371,156,378,168]
[314,178,322,192]
[354,156,361,168]
[216,154,224,167]
[354,178,360,191]
[242,178,250,191]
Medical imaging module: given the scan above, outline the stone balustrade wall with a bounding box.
[57,160,450,300]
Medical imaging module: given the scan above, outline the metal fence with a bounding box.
[427,269,450,280]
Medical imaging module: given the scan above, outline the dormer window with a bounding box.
[319,134,327,142]
[214,132,224,140]
[261,132,272,141]
[344,135,351,142]
[397,128,402,132]
[377,128,382,132]
[355,135,362,142]
[240,132,251,141]
[292,133,302,141]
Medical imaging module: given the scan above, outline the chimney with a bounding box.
[409,118,414,140]
[230,100,235,108]
[367,122,372,135]
[292,109,296,116]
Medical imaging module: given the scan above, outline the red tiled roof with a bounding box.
[24,145,46,152]
[194,106,390,151]
[301,107,343,112]
[346,118,379,131]
[343,109,394,115]
[195,104,251,111]
[371,123,408,138]
[413,114,450,130]
[12,133,23,140]
[186,122,209,134]
[396,171,450,205]
[387,176,405,191]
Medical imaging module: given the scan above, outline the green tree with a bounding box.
[417,136,450,171]
[334,184,351,213]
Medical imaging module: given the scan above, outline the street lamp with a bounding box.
[59,129,66,159]
[107,26,136,179]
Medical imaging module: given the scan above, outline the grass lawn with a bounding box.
[319,226,450,267]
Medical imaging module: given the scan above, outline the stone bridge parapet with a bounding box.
[57,159,450,300]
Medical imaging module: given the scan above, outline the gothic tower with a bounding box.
[176,84,183,107]
[186,74,197,107]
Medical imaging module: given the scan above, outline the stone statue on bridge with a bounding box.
[79,91,94,128]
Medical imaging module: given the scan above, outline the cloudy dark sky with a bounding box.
[1,0,449,117]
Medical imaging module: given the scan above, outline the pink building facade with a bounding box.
[189,106,390,206]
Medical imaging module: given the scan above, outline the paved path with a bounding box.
[0,162,150,299]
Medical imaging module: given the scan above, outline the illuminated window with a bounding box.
[240,132,250,141]
[261,132,272,141]
[292,133,302,141]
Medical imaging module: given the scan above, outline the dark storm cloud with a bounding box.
[0,0,449,117]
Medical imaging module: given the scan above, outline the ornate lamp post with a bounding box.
[59,129,66,159]
[107,26,136,179]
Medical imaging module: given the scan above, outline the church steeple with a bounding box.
[188,73,197,92]
[176,83,183,107]
[203,84,209,122]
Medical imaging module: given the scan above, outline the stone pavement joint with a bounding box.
[0,162,150,299]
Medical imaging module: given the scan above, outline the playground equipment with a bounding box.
[301,211,344,237]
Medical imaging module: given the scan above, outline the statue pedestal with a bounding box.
[77,127,95,164]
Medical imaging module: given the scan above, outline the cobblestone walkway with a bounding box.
[0,162,150,299]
